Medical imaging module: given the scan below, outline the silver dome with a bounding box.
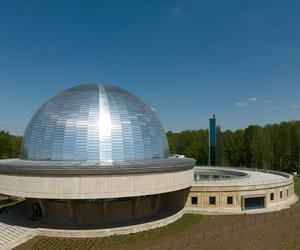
[20,84,169,161]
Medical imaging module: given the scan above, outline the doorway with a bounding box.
[244,196,265,210]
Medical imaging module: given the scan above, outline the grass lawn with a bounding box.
[292,175,300,207]
[16,213,201,250]
[281,175,300,250]
[96,213,201,247]
[0,199,24,209]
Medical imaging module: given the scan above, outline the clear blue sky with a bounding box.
[0,0,300,135]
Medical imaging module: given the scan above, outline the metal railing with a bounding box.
[193,166,293,186]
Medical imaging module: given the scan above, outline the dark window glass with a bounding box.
[108,197,131,203]
[270,193,274,201]
[227,196,233,204]
[191,197,198,205]
[209,196,216,205]
[280,191,283,199]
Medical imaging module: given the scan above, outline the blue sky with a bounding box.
[0,0,300,135]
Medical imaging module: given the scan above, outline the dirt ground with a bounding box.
[186,212,300,250]
[15,207,300,250]
[142,210,300,250]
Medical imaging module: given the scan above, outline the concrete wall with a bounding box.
[0,168,193,199]
[186,181,294,211]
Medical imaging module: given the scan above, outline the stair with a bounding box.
[0,222,32,250]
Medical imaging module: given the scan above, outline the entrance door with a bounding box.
[244,197,265,210]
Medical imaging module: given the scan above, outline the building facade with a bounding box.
[186,167,295,213]
[0,84,195,226]
[0,84,296,233]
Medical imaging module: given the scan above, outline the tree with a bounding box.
[166,120,300,172]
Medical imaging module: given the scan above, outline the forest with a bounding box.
[168,120,300,172]
[0,130,22,159]
[0,120,299,172]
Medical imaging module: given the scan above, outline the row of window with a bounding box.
[192,188,290,206]
[270,189,289,201]
[191,196,233,206]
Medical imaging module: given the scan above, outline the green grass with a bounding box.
[96,213,201,248]
[0,199,24,209]
[20,213,201,250]
[292,175,300,207]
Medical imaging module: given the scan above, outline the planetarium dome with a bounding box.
[20,84,169,161]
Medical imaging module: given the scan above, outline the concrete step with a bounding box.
[0,222,31,250]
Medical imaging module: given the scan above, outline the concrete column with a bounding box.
[102,199,108,222]
[38,199,47,218]
[152,194,160,212]
[264,196,267,208]
[132,197,140,218]
[67,200,75,221]
[98,199,102,222]
[241,196,245,210]
[183,188,190,207]
[161,193,169,209]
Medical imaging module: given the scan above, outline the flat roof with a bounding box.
[193,166,291,186]
[0,158,195,176]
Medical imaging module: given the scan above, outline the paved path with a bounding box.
[0,221,33,250]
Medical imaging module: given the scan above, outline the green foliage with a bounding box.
[0,130,22,159]
[167,121,300,171]
[0,199,24,209]
[293,176,300,202]
[167,130,208,165]
[32,237,96,250]
[291,176,300,208]
[27,214,201,250]
[1,120,299,172]
[97,213,201,248]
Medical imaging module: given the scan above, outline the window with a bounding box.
[76,199,101,203]
[227,196,233,205]
[209,196,216,205]
[191,196,198,205]
[287,189,289,197]
[50,199,68,202]
[108,197,131,203]
[280,191,283,199]
[270,193,274,201]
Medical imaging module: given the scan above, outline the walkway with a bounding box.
[0,221,33,250]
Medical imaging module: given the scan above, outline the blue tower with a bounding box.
[209,114,220,166]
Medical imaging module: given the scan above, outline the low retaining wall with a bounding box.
[9,208,184,248]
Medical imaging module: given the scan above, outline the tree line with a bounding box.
[167,120,300,172]
[0,131,22,159]
[0,120,299,172]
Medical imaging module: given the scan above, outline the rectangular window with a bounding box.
[227,196,233,205]
[209,196,216,205]
[287,189,289,197]
[280,191,283,199]
[191,196,198,205]
[270,193,274,201]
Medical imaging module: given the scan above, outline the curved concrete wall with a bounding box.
[186,178,295,212]
[0,168,193,199]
